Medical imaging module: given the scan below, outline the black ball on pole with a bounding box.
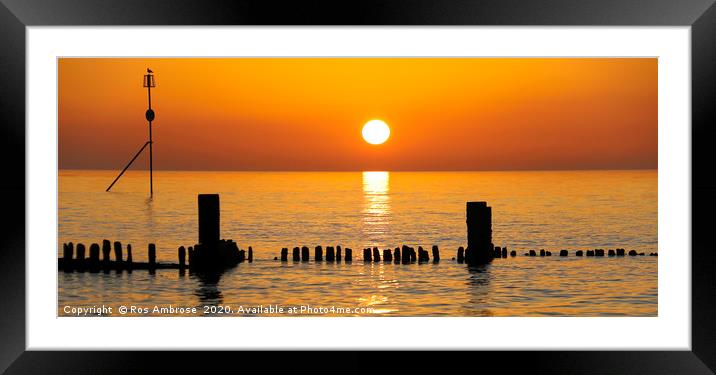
[145,109,155,122]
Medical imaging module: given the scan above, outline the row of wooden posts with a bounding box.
[59,240,255,272]
[275,244,656,264]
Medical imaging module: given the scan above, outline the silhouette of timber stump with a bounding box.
[383,249,392,262]
[576,250,584,256]
[560,250,568,257]
[510,250,516,257]
[394,247,401,263]
[292,247,300,261]
[301,246,309,262]
[315,246,323,262]
[432,245,440,262]
[280,248,288,262]
[456,247,465,263]
[628,250,638,256]
[529,250,536,257]
[373,247,380,262]
[363,248,372,262]
[345,248,353,262]
[326,246,335,262]
[336,246,342,262]
[465,202,493,265]
[248,246,253,263]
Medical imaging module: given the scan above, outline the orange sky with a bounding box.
[58,58,657,171]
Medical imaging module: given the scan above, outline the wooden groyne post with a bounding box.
[301,246,309,261]
[345,248,352,262]
[466,202,492,265]
[326,246,335,261]
[198,194,220,246]
[315,246,323,261]
[292,247,300,261]
[336,246,342,261]
[363,248,372,262]
[432,245,440,262]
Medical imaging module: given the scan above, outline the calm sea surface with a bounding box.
[58,170,657,316]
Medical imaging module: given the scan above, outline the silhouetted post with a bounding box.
[383,249,392,262]
[315,246,323,261]
[401,245,410,264]
[432,245,440,262]
[501,247,507,258]
[345,248,353,262]
[410,247,417,262]
[466,202,492,265]
[326,246,335,261]
[457,247,464,263]
[529,250,536,256]
[76,243,85,262]
[546,251,552,256]
[281,248,288,262]
[363,248,372,262]
[62,243,73,271]
[373,247,380,262]
[89,243,100,272]
[595,249,605,257]
[394,247,401,263]
[617,248,625,256]
[586,250,595,256]
[628,250,637,256]
[248,246,253,263]
[301,246,309,261]
[576,250,584,256]
[539,249,545,257]
[608,249,615,256]
[126,244,133,269]
[560,250,568,256]
[510,250,516,257]
[178,246,186,268]
[113,241,123,263]
[198,194,220,246]
[148,243,156,268]
[102,240,111,267]
[336,246,342,262]
[292,247,300,261]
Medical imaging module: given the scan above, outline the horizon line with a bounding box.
[58,167,658,173]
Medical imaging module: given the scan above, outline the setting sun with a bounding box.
[362,120,390,145]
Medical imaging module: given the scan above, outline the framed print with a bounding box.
[1,0,715,373]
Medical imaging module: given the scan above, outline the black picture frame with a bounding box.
[1,0,714,373]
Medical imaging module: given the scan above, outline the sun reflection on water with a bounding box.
[362,171,391,248]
